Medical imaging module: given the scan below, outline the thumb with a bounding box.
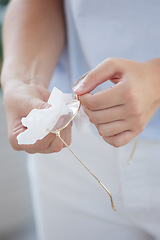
[25,87,52,113]
[21,97,51,118]
[32,99,51,110]
[73,58,122,95]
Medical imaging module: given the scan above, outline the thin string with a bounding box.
[128,136,138,165]
[54,130,117,212]
[48,97,138,212]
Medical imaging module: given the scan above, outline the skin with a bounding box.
[1,1,160,152]
[1,0,71,154]
[74,58,160,147]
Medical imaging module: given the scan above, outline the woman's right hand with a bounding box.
[3,81,72,154]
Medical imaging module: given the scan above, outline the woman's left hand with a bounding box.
[73,58,160,147]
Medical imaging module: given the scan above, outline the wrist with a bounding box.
[1,57,51,92]
[145,58,160,107]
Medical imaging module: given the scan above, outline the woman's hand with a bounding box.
[1,0,68,153]
[73,58,160,147]
[3,82,71,153]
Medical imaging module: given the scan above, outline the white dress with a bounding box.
[28,1,160,239]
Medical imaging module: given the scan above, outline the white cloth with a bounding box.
[17,87,73,144]
[28,127,160,240]
[17,87,91,145]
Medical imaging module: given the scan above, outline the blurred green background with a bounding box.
[0,0,9,71]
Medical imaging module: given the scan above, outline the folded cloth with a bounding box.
[17,87,73,145]
[17,87,91,145]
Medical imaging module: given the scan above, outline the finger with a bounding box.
[12,125,57,153]
[11,125,26,151]
[12,119,71,153]
[20,131,57,153]
[26,134,64,154]
[40,124,72,153]
[26,138,64,154]
[96,120,129,137]
[7,96,51,121]
[63,123,72,147]
[83,105,126,124]
[42,135,64,153]
[73,58,122,95]
[79,82,124,110]
[103,130,136,148]
[8,99,52,147]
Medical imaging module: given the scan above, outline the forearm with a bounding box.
[145,58,160,106]
[1,0,65,90]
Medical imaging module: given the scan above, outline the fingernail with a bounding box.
[72,72,88,93]
[73,82,85,93]
[43,103,52,109]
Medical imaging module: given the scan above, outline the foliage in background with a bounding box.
[0,25,2,64]
[0,0,9,5]
[0,0,9,71]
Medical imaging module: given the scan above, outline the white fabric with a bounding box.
[28,127,160,240]
[27,1,160,239]
[17,87,72,144]
[17,87,91,145]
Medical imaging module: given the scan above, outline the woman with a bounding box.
[1,0,160,239]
